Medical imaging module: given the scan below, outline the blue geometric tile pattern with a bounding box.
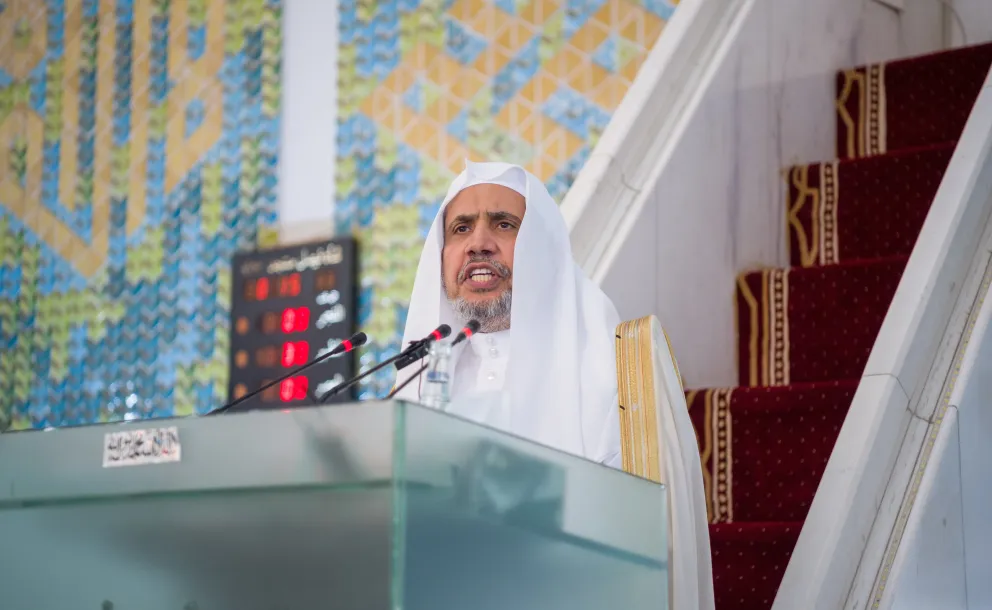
[491,35,541,114]
[591,34,618,71]
[0,0,283,432]
[642,0,676,19]
[186,98,206,138]
[444,16,487,65]
[541,85,612,139]
[403,78,425,112]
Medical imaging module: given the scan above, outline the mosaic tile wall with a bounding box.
[0,0,282,431]
[336,0,677,397]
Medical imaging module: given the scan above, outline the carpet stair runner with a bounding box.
[686,41,992,610]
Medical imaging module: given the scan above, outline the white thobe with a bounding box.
[447,330,512,430]
[436,330,621,468]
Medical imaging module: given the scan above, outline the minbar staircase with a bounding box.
[686,42,992,610]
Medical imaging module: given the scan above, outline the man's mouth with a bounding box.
[461,263,502,289]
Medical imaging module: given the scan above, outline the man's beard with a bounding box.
[449,289,511,333]
[444,257,512,333]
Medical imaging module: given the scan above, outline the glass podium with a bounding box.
[0,401,669,610]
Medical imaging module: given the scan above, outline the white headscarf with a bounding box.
[393,161,621,462]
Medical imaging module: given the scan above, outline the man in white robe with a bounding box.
[393,160,621,466]
[393,160,715,610]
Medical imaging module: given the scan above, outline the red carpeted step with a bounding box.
[786,143,954,268]
[736,257,907,387]
[709,521,802,610]
[686,380,856,523]
[835,42,992,160]
[704,43,992,610]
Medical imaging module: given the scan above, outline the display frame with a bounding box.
[227,238,358,408]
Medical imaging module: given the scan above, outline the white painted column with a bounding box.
[277,0,339,245]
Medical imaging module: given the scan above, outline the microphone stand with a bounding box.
[314,330,447,403]
[386,320,478,401]
[314,349,410,403]
[385,320,479,400]
[386,363,428,399]
[209,333,367,416]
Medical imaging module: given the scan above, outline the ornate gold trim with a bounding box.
[820,161,840,265]
[711,388,734,523]
[836,64,887,158]
[761,270,770,384]
[738,270,791,386]
[866,63,887,157]
[616,318,662,483]
[768,269,790,386]
[836,69,862,159]
[737,274,760,387]
[753,269,791,386]
[787,165,821,267]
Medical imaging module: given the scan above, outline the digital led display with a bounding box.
[228,238,357,408]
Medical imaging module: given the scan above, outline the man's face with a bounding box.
[441,183,526,311]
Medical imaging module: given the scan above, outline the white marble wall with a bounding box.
[958,317,992,609]
[949,0,992,47]
[601,0,945,389]
[885,408,968,610]
[881,272,992,609]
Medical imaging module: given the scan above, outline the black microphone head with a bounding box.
[451,320,482,346]
[350,331,368,347]
[436,324,452,339]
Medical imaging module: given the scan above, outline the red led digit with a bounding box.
[281,341,310,367]
[281,307,310,333]
[295,306,310,331]
[255,277,270,300]
[293,376,308,400]
[281,342,295,367]
[295,341,309,364]
[279,273,301,297]
[281,308,296,333]
[279,376,308,402]
[279,378,294,401]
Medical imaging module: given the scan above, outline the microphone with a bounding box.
[451,320,481,346]
[393,324,453,371]
[316,324,451,402]
[207,331,367,415]
[410,324,452,350]
[387,320,479,400]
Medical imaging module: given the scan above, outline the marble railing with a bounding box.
[879,222,992,610]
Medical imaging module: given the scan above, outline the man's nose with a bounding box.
[466,226,498,256]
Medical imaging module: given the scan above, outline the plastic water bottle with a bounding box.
[420,341,452,410]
